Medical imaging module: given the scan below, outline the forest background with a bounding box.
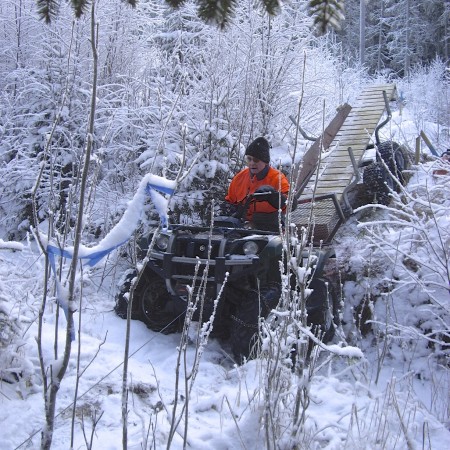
[1,0,448,239]
[0,0,449,449]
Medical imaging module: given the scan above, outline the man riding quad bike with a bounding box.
[114,188,337,363]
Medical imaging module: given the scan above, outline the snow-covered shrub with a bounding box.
[396,59,450,150]
[0,300,26,384]
[348,161,450,365]
[0,244,39,391]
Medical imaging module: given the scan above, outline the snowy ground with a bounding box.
[1,109,449,449]
[1,230,449,449]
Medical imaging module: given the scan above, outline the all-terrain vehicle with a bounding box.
[115,195,338,362]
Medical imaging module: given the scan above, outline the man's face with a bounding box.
[246,155,266,175]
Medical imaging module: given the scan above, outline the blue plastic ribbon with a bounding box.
[46,178,175,339]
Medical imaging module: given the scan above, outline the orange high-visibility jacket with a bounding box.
[225,166,290,221]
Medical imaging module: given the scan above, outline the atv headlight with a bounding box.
[243,240,259,255]
[155,234,169,251]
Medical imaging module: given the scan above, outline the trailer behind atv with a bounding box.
[291,83,410,245]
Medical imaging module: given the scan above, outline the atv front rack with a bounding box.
[148,228,280,299]
[150,250,259,286]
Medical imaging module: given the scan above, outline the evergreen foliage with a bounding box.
[308,0,345,34]
[337,0,449,75]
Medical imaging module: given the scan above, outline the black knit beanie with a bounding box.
[245,137,270,163]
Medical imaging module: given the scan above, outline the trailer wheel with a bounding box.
[363,161,385,189]
[363,162,392,205]
[377,141,400,171]
[376,141,410,187]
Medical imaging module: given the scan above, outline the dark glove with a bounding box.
[221,201,247,220]
[253,185,286,209]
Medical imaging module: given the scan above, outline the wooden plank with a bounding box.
[320,151,356,159]
[329,141,369,149]
[317,163,355,173]
[358,97,392,104]
[358,90,395,98]
[334,133,375,140]
[314,175,354,184]
[316,165,355,173]
[347,111,388,117]
[323,156,364,166]
[325,154,365,163]
[351,101,390,108]
[294,104,352,195]
[334,131,377,139]
[343,113,387,121]
[339,119,381,127]
[325,149,367,159]
[312,180,351,187]
[309,186,346,195]
[333,129,373,137]
[305,173,355,188]
[305,174,352,184]
[359,93,391,100]
[310,170,354,180]
[315,166,354,175]
[342,126,379,133]
[336,126,378,133]
[326,146,366,155]
[340,114,384,122]
[341,124,381,129]
[339,116,381,124]
[340,114,385,123]
[359,85,396,97]
[304,170,351,180]
[353,106,384,115]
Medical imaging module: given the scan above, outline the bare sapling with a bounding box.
[30,3,100,448]
[120,125,191,449]
[166,205,226,449]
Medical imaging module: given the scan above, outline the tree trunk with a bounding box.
[404,0,411,79]
[40,2,99,448]
[376,0,384,72]
[360,0,366,66]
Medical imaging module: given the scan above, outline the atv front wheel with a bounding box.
[138,271,183,334]
[306,277,339,343]
[114,269,142,320]
[115,268,182,334]
[230,283,281,363]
